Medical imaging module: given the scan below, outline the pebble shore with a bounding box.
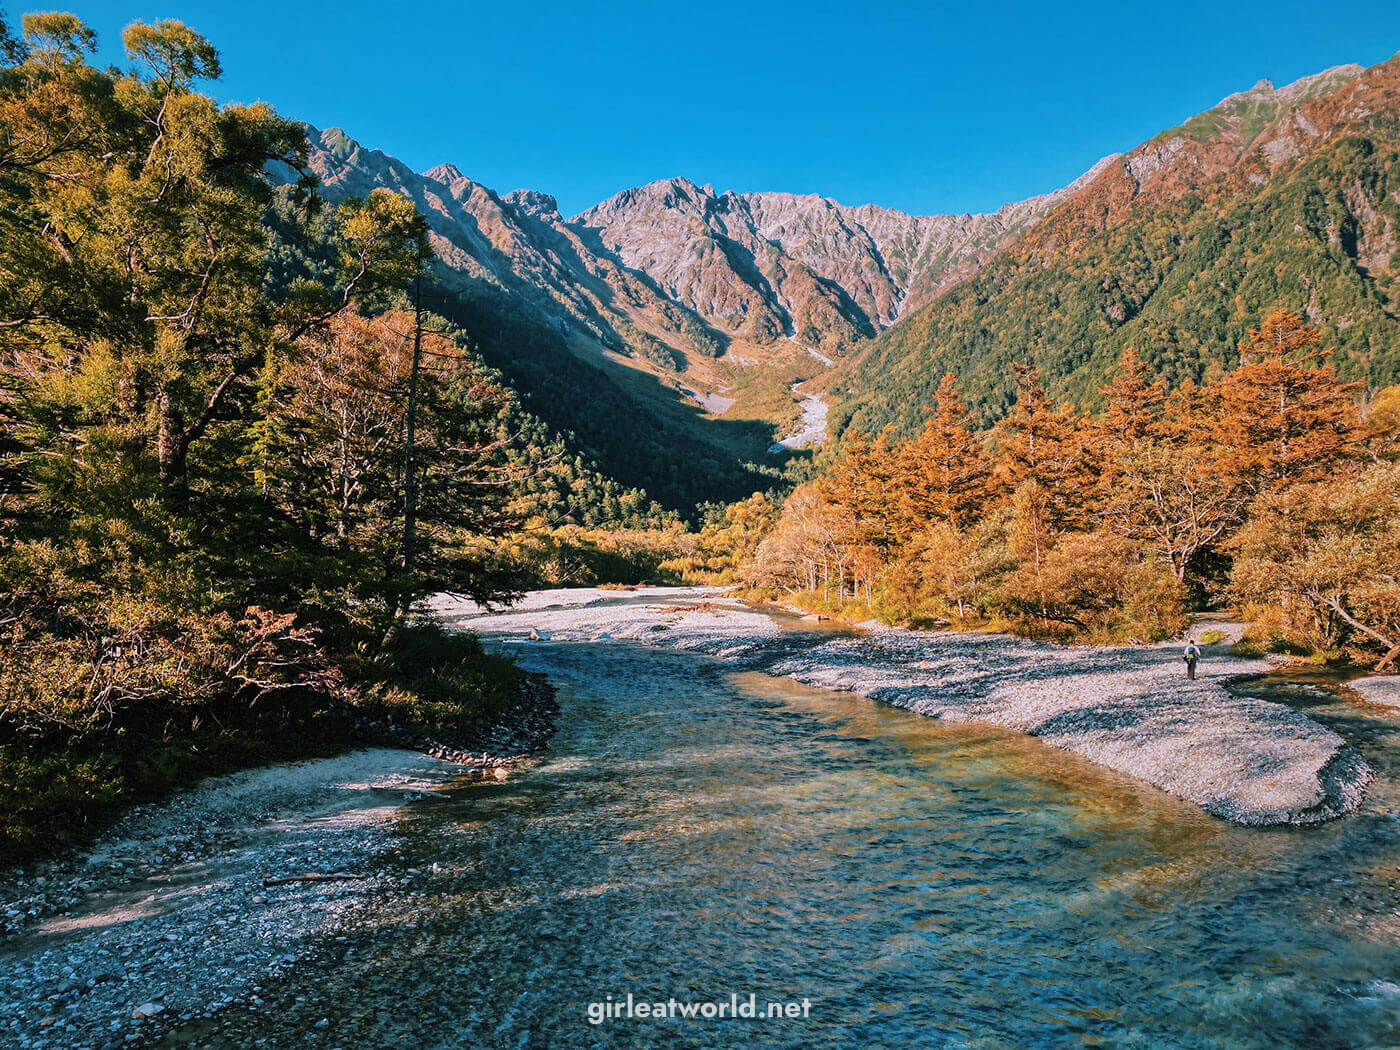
[1350,676,1400,711]
[0,672,556,1049]
[439,587,1374,827]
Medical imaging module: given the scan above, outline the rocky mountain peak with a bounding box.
[425,162,465,184]
[503,189,560,217]
[1208,64,1365,117]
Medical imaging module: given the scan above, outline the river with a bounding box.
[163,616,1400,1049]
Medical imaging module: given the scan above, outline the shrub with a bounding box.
[355,623,518,741]
[1232,636,1266,658]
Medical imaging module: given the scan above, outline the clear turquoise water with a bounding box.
[183,641,1400,1049]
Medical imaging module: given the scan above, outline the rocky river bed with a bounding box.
[0,675,556,1050]
[4,588,1400,1048]
[435,587,1371,827]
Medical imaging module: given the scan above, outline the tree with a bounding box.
[671,492,776,582]
[0,9,26,64]
[1098,354,1248,584]
[1364,385,1400,463]
[1215,307,1360,491]
[997,529,1184,638]
[992,364,1093,570]
[908,518,1012,622]
[0,16,452,733]
[255,310,527,628]
[748,483,860,601]
[2,16,429,487]
[1101,440,1249,584]
[820,427,904,568]
[1230,463,1400,669]
[1100,347,1168,442]
[898,373,989,532]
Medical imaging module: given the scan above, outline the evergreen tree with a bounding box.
[993,364,1093,534]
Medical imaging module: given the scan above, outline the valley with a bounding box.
[269,56,1400,509]
[4,12,1400,1048]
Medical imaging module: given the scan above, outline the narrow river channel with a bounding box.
[168,626,1400,1049]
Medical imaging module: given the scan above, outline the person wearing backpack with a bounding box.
[1184,639,1202,681]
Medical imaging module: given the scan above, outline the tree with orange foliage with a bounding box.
[1099,359,1248,584]
[1216,307,1360,491]
[1095,345,1170,508]
[1231,462,1400,669]
[1100,347,1168,443]
[255,310,522,623]
[820,428,905,557]
[995,364,1094,511]
[993,364,1093,572]
[1364,386,1400,463]
[898,373,989,533]
[748,482,860,601]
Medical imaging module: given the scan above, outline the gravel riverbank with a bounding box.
[436,587,1373,827]
[1352,676,1400,711]
[0,674,557,1050]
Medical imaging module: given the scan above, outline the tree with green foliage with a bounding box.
[0,15,524,859]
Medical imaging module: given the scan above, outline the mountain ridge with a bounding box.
[283,52,1400,502]
[294,125,1111,381]
[833,54,1400,438]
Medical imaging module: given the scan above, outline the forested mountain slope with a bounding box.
[832,60,1400,435]
[277,127,1105,500]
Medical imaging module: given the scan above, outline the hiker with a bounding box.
[1184,638,1202,680]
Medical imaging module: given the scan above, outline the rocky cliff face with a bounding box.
[572,163,1117,356]
[293,127,1109,380]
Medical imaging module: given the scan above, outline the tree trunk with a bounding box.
[401,274,424,578]
[1320,592,1398,666]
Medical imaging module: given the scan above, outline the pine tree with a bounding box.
[993,364,1093,533]
[1100,347,1168,442]
[820,428,903,556]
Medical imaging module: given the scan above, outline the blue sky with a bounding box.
[26,0,1400,217]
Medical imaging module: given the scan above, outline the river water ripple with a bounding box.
[175,638,1400,1049]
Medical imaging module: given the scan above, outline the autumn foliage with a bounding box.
[752,308,1400,662]
[0,16,526,857]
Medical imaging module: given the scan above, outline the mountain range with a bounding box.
[277,53,1400,512]
[290,122,1114,417]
